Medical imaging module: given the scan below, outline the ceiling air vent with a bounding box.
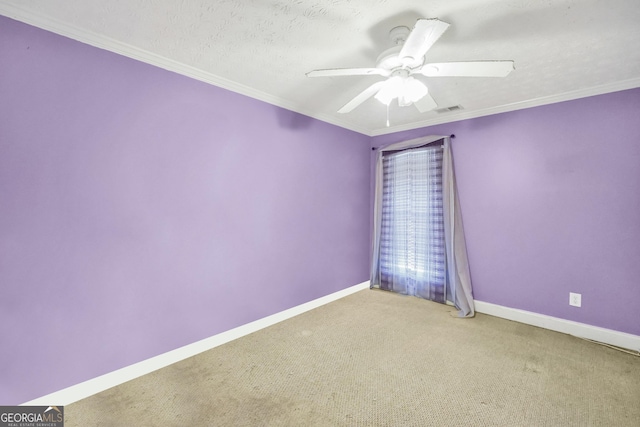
[435,105,463,114]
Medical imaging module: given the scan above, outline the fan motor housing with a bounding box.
[376,46,424,71]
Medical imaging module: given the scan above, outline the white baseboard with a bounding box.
[22,281,371,406]
[474,300,640,352]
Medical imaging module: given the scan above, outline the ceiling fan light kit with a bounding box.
[374,75,428,107]
[307,18,515,122]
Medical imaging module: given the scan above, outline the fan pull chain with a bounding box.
[386,103,390,127]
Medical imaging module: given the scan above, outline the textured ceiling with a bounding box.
[1,0,639,135]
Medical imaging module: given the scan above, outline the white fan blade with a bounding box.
[417,61,515,77]
[338,81,387,113]
[306,68,390,78]
[399,19,450,63]
[414,92,438,113]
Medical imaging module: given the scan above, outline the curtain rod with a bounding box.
[371,134,455,151]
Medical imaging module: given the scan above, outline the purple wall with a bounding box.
[0,17,371,404]
[373,88,640,336]
[2,13,639,407]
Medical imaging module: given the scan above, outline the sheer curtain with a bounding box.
[371,135,475,317]
[378,146,446,302]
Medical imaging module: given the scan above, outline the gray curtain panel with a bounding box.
[370,135,475,317]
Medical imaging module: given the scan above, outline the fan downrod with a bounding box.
[376,26,423,71]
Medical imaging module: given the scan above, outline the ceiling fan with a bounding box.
[306,18,514,114]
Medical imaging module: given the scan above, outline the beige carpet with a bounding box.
[66,289,640,426]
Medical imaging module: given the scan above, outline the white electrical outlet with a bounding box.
[569,292,582,307]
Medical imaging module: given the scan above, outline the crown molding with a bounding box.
[3,4,639,139]
[0,4,371,136]
[371,77,640,136]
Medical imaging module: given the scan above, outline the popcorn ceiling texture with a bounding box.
[1,0,639,134]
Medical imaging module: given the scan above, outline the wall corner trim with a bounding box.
[21,281,371,406]
[474,300,640,352]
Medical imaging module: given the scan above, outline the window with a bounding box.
[378,144,446,303]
